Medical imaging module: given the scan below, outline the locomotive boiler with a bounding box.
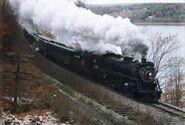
[97,54,162,101]
[24,29,162,102]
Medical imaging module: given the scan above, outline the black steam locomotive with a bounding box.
[24,29,162,102]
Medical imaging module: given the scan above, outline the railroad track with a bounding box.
[152,101,185,118]
[98,98,185,120]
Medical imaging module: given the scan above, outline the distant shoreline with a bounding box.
[134,22,185,26]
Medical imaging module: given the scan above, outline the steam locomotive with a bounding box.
[24,29,162,102]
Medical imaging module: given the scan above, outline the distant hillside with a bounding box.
[87,3,185,23]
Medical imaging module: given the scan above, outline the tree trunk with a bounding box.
[12,50,20,113]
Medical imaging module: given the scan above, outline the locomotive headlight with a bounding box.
[140,68,155,82]
[147,71,154,80]
[148,72,153,77]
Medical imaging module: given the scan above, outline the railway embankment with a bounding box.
[32,52,185,125]
[43,74,134,125]
[0,51,116,125]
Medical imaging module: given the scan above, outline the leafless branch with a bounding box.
[147,33,179,80]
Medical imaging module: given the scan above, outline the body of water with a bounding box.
[139,25,185,57]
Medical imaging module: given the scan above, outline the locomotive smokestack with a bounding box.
[141,57,146,63]
[127,41,148,59]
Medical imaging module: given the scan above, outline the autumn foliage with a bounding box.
[0,1,23,52]
[0,23,10,36]
[0,0,27,112]
[0,23,11,51]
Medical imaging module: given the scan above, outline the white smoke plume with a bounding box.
[8,0,146,56]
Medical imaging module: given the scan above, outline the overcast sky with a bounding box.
[86,0,185,5]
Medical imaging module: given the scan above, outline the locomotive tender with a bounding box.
[24,29,162,102]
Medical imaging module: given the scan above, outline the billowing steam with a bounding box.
[8,0,148,57]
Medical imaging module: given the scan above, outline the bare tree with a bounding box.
[147,33,178,81]
[163,57,185,107]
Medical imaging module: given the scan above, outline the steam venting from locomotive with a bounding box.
[8,0,148,57]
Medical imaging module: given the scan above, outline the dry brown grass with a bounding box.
[34,78,95,124]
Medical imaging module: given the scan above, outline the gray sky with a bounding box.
[86,0,185,5]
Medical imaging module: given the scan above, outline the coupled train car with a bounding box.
[24,29,162,102]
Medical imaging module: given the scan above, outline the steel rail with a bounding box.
[152,102,185,118]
